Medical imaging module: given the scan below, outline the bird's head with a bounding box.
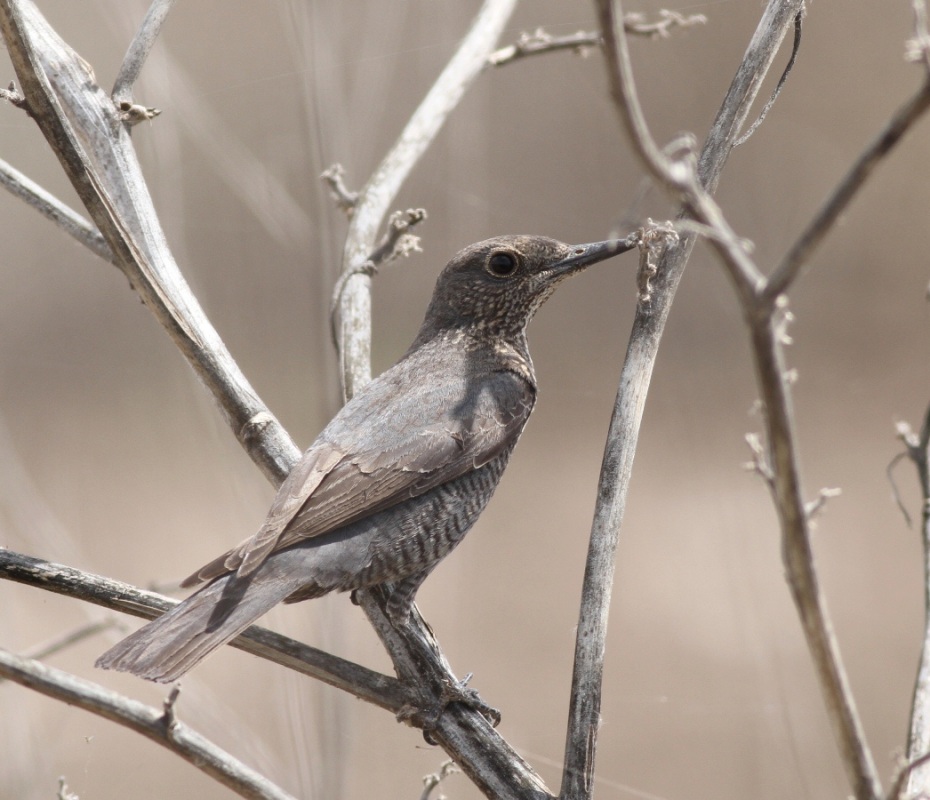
[418,234,635,342]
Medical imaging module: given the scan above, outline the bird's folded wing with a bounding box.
[182,370,534,586]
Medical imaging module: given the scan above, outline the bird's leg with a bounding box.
[384,571,430,626]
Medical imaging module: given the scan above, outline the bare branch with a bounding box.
[111,0,178,104]
[897,402,930,797]
[329,209,427,346]
[764,77,930,301]
[0,548,411,714]
[335,0,517,399]
[0,157,112,261]
[624,9,707,39]
[487,12,706,67]
[0,648,298,800]
[0,0,300,485]
[488,29,602,67]
[559,3,807,797]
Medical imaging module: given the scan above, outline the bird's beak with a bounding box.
[551,235,638,276]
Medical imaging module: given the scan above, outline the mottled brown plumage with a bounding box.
[96,235,632,682]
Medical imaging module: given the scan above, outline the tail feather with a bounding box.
[96,565,306,683]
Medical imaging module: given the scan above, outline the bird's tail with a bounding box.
[96,557,310,683]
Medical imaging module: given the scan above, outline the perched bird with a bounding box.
[97,234,633,682]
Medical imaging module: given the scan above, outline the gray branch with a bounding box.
[0,547,411,713]
[111,0,177,104]
[0,0,300,487]
[558,1,808,799]
[896,406,930,797]
[583,1,930,799]
[334,0,517,400]
[0,157,112,260]
[0,647,297,800]
[0,2,554,797]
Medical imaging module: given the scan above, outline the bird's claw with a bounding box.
[396,673,501,745]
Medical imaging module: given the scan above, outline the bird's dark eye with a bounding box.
[486,251,519,278]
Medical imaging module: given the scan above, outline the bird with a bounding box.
[96,234,634,683]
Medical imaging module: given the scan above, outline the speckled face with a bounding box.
[423,235,628,340]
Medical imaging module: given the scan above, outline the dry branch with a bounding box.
[558,2,807,797]
[0,547,410,712]
[0,648,297,800]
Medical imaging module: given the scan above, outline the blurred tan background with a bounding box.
[2,1,929,798]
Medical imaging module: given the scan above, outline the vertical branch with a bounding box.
[335,0,517,399]
[560,2,803,797]
[903,406,930,797]
[0,0,300,484]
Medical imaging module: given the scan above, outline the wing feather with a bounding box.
[183,362,535,587]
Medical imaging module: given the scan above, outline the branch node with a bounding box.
[330,209,427,347]
[320,164,359,216]
[635,218,679,303]
[774,295,795,346]
[240,411,276,447]
[161,684,181,734]
[744,432,776,488]
[905,0,930,73]
[420,759,460,800]
[0,80,27,110]
[58,777,80,800]
[805,486,842,522]
[118,100,161,127]
[624,9,708,39]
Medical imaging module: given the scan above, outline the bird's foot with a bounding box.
[397,672,501,744]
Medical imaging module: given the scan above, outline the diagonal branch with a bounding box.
[335,0,517,399]
[0,548,411,712]
[764,75,930,301]
[0,2,554,796]
[558,2,807,798]
[0,0,300,485]
[0,648,298,800]
[111,0,178,104]
[578,1,930,799]
[0,156,112,260]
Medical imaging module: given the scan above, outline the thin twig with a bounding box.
[764,76,930,301]
[0,648,297,800]
[0,79,26,108]
[419,760,460,800]
[335,0,517,400]
[487,12,707,67]
[23,619,116,661]
[320,163,359,215]
[329,208,427,348]
[901,402,930,798]
[733,8,804,147]
[111,0,178,104]
[0,157,112,261]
